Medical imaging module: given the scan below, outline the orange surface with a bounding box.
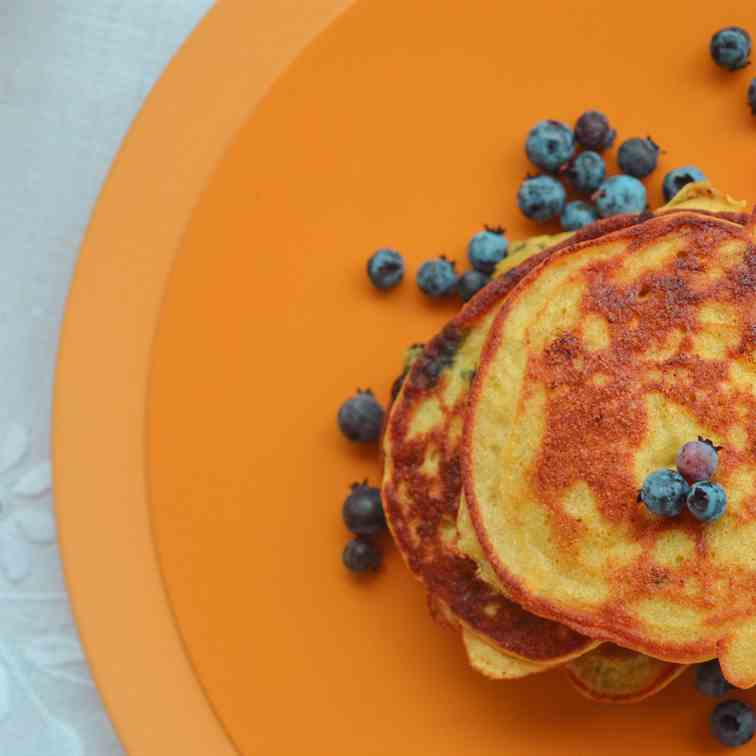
[54,1,352,754]
[56,0,756,753]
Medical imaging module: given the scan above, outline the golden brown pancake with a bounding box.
[464,206,756,686]
[566,645,687,704]
[383,215,664,664]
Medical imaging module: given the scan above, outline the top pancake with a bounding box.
[464,205,756,686]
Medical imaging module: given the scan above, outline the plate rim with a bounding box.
[52,1,351,752]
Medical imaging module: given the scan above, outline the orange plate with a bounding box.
[55,0,756,754]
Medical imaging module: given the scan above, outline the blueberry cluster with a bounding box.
[341,481,387,573]
[518,111,709,231]
[367,227,509,304]
[639,437,727,522]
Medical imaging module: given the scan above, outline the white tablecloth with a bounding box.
[0,2,213,753]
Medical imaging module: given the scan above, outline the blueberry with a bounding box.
[687,481,727,522]
[342,482,386,536]
[711,700,754,748]
[748,78,756,114]
[697,660,734,698]
[457,270,490,302]
[525,120,576,172]
[676,437,719,483]
[343,538,382,573]
[367,248,404,290]
[710,27,752,71]
[517,175,567,222]
[468,227,508,274]
[574,110,616,152]
[337,389,384,443]
[565,151,606,194]
[639,469,689,517]
[594,175,647,217]
[560,200,598,231]
[618,137,661,179]
[663,166,707,202]
[416,257,458,298]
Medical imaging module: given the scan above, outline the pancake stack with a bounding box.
[382,183,756,701]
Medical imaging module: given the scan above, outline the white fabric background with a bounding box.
[0,1,213,753]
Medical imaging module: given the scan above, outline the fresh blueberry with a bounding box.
[697,660,734,698]
[618,137,661,179]
[457,270,490,302]
[525,120,576,172]
[416,257,458,298]
[337,389,384,443]
[663,166,707,202]
[565,151,606,194]
[594,175,647,217]
[711,700,754,748]
[517,175,567,222]
[639,469,690,517]
[574,110,616,152]
[342,538,382,573]
[560,201,598,231]
[467,227,508,274]
[687,481,727,522]
[710,26,752,71]
[676,437,719,483]
[367,248,404,290]
[342,482,386,536]
[748,78,756,114]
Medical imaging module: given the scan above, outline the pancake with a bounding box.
[658,181,746,218]
[457,185,748,609]
[463,203,756,686]
[427,592,549,678]
[382,216,668,665]
[462,629,547,679]
[566,645,687,704]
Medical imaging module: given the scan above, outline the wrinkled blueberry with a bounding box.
[663,166,707,202]
[565,151,606,194]
[594,175,647,217]
[367,248,404,290]
[416,257,458,298]
[561,200,599,231]
[517,175,567,222]
[574,110,616,152]
[710,26,752,71]
[639,469,689,517]
[525,120,576,172]
[468,227,508,274]
[687,481,727,522]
